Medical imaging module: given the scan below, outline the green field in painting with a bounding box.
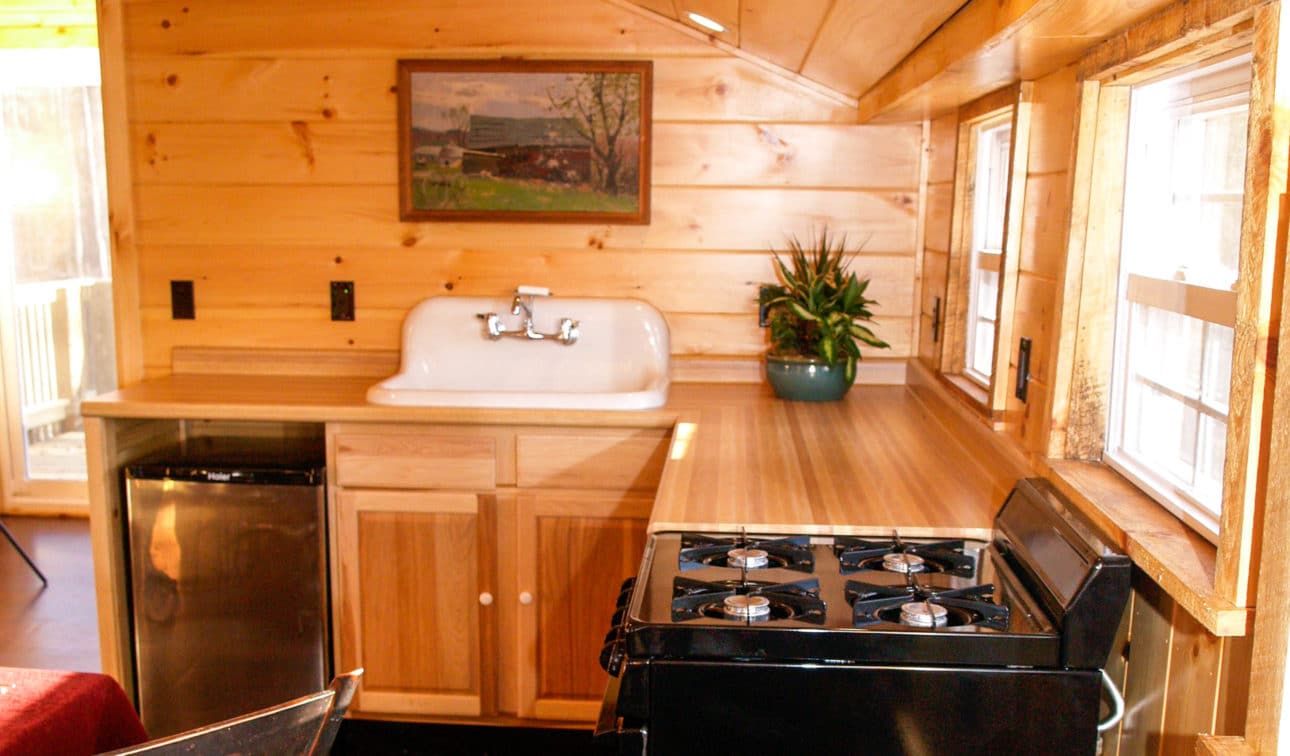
[411,173,637,214]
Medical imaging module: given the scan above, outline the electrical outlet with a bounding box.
[170,280,195,320]
[331,281,355,321]
[758,284,774,327]
[1016,337,1032,402]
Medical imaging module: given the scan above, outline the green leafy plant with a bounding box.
[758,230,890,384]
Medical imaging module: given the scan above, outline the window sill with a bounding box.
[939,373,1003,428]
[1043,458,1251,637]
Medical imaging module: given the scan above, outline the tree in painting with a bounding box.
[547,73,640,196]
[440,104,471,146]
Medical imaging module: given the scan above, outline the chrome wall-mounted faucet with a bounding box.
[477,286,579,345]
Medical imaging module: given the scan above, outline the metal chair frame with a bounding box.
[0,518,46,585]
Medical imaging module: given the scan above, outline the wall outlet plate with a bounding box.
[1016,337,1032,403]
[758,284,774,327]
[331,281,355,321]
[170,280,195,320]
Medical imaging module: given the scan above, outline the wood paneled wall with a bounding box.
[997,66,1076,455]
[0,0,96,48]
[103,0,922,381]
[916,113,956,367]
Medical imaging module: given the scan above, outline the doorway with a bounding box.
[0,48,116,512]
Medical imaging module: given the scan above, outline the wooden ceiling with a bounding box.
[622,0,1190,122]
[623,0,969,100]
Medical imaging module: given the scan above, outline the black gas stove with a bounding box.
[595,479,1131,755]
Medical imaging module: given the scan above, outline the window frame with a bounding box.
[937,85,1032,419]
[963,114,1012,387]
[1103,54,1251,543]
[1050,34,1270,609]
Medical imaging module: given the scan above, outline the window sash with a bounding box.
[1106,53,1249,544]
[964,118,1011,387]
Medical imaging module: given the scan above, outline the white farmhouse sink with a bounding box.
[367,295,670,410]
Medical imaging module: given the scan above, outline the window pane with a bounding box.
[976,269,998,321]
[1202,322,1233,411]
[964,115,1011,385]
[1129,304,1202,398]
[1128,383,1199,483]
[1196,413,1227,513]
[972,321,995,377]
[1109,52,1249,539]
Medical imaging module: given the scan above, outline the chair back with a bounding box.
[309,668,363,755]
[98,669,363,756]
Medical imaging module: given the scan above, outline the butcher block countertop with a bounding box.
[83,376,1021,537]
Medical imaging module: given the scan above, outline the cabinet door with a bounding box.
[335,489,496,718]
[513,490,650,721]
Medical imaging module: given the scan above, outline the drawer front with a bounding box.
[515,429,668,490]
[334,431,497,490]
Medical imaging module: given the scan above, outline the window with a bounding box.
[1105,53,1251,541]
[938,91,1024,413]
[964,115,1012,386]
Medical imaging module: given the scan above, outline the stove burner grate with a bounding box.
[671,576,826,624]
[846,580,1010,630]
[679,534,815,572]
[834,537,976,577]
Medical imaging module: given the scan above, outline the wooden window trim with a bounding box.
[937,84,1033,418]
[1047,1,1275,639]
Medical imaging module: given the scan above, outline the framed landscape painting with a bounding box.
[397,59,653,224]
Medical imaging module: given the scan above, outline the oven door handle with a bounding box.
[594,674,647,755]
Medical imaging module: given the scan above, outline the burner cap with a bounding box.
[723,594,772,620]
[882,552,926,573]
[899,601,948,627]
[728,547,770,569]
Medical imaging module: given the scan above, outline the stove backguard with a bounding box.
[994,478,1131,669]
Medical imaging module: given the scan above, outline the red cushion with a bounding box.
[0,666,148,755]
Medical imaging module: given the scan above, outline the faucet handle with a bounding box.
[516,285,551,297]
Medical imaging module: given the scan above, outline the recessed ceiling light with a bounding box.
[686,12,726,33]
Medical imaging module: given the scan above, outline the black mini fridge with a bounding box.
[123,436,328,737]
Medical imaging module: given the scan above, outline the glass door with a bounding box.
[0,48,116,511]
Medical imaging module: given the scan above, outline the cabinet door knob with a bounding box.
[519,591,534,605]
[479,592,494,606]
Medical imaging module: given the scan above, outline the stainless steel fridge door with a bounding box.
[125,475,327,737]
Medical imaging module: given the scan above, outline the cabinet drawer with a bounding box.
[515,429,668,490]
[334,431,497,489]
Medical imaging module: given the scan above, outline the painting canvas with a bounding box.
[397,59,652,224]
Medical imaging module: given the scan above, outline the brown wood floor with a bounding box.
[0,515,101,672]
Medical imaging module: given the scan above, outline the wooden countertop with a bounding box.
[83,377,1013,537]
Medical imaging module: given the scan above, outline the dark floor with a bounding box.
[333,720,599,755]
[0,514,101,672]
[0,515,601,754]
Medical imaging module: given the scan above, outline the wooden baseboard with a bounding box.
[172,347,399,378]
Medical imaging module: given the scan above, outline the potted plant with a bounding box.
[758,230,889,401]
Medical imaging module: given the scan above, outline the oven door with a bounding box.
[593,675,646,756]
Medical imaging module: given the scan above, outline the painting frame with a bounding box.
[397,58,653,225]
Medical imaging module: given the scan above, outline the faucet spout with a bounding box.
[477,287,576,344]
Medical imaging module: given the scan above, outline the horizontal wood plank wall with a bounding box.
[111,0,922,380]
[0,1,97,48]
[916,113,957,368]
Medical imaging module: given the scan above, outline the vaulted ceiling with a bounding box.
[621,0,1189,122]
[623,0,970,99]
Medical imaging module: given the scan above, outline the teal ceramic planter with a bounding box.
[765,355,853,401]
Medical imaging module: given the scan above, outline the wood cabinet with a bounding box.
[334,489,495,717]
[512,490,651,720]
[328,422,667,725]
